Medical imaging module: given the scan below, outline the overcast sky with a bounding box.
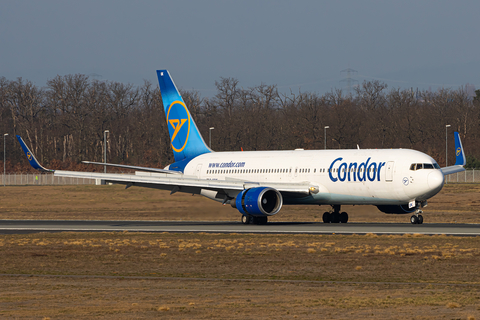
[1,0,479,96]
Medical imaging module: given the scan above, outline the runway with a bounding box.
[0,220,479,236]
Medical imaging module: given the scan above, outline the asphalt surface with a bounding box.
[0,220,479,235]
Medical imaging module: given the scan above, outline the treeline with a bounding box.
[1,74,479,172]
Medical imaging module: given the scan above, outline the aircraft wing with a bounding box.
[53,170,313,195]
[441,132,466,175]
[16,135,314,197]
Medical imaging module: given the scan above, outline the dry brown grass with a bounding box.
[1,183,480,223]
[1,232,480,319]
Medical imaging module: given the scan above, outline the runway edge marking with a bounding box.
[1,227,480,236]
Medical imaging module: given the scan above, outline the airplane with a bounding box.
[17,70,466,225]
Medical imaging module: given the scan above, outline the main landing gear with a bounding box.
[322,205,348,223]
[241,215,268,225]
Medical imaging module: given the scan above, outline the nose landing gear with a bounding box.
[410,204,424,224]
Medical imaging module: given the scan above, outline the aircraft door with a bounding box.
[195,164,203,178]
[385,161,394,182]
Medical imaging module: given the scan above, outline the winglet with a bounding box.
[16,135,53,172]
[441,131,466,175]
[454,132,466,166]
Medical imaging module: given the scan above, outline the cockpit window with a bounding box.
[410,163,440,171]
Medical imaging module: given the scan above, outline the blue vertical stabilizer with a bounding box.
[157,70,211,162]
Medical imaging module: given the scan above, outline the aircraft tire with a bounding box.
[410,215,418,224]
[250,216,267,225]
[322,212,331,223]
[418,215,423,224]
[241,215,251,225]
[331,212,340,223]
[340,212,348,223]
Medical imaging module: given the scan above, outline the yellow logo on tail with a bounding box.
[169,119,188,142]
[166,100,191,153]
[456,147,461,156]
[27,152,32,161]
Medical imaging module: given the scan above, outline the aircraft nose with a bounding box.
[428,170,444,191]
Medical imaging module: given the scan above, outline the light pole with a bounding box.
[324,126,329,150]
[445,125,451,167]
[445,125,451,184]
[3,133,8,187]
[209,127,214,148]
[104,130,109,173]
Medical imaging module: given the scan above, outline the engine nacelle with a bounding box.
[376,204,416,214]
[231,187,283,216]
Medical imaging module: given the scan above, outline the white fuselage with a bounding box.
[179,148,445,206]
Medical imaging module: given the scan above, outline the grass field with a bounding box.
[1,184,480,319]
[1,232,480,319]
[2,183,480,223]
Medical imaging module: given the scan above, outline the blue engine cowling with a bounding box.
[376,204,416,214]
[231,187,283,216]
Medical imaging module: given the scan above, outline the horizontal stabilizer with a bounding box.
[82,161,181,174]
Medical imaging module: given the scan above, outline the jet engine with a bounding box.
[231,187,283,216]
[376,204,416,214]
